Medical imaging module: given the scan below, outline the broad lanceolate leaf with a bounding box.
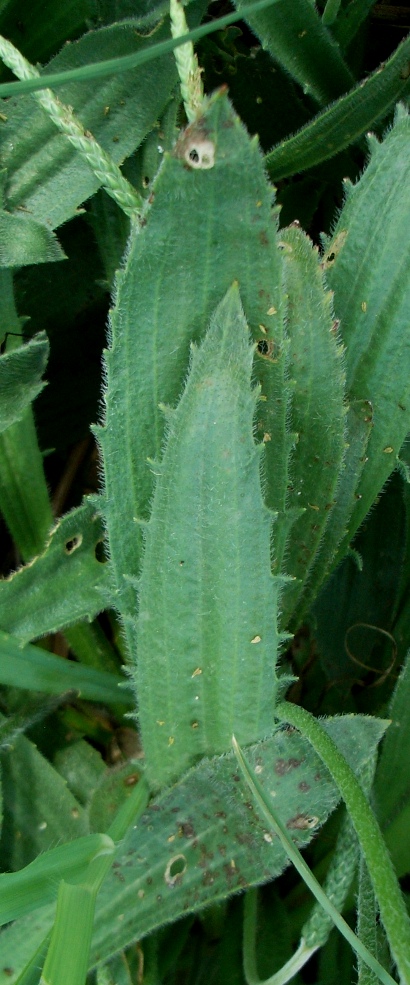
[90,716,386,965]
[0,499,110,642]
[271,225,346,629]
[0,331,49,433]
[236,0,353,106]
[135,285,284,790]
[0,716,387,981]
[325,105,410,554]
[98,89,288,657]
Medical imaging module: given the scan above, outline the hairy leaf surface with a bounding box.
[0,332,49,433]
[98,89,288,655]
[271,225,346,628]
[135,285,283,789]
[0,500,110,641]
[0,716,386,980]
[325,106,410,551]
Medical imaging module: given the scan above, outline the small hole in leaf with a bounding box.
[164,854,187,886]
[257,339,269,355]
[65,534,82,554]
[95,539,108,563]
[256,339,278,360]
[142,176,150,188]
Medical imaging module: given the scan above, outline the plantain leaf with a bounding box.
[299,400,373,622]
[98,89,289,660]
[271,224,346,628]
[0,331,49,433]
[0,210,65,267]
[324,105,410,553]
[135,285,284,790]
[0,499,111,642]
[374,650,410,877]
[0,715,386,981]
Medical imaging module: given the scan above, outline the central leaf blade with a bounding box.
[135,285,282,790]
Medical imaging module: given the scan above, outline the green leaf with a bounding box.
[0,0,288,99]
[0,630,133,706]
[0,833,112,926]
[271,224,346,628]
[135,285,283,790]
[0,732,88,871]
[88,761,144,834]
[98,89,287,659]
[0,271,53,561]
[301,399,373,620]
[0,499,111,642]
[275,701,410,985]
[42,881,97,985]
[235,0,354,105]
[0,210,65,266]
[90,715,386,964]
[330,0,378,51]
[0,331,49,433]
[233,735,396,985]
[265,36,410,180]
[1,16,185,229]
[325,106,410,550]
[0,0,98,70]
[0,716,386,979]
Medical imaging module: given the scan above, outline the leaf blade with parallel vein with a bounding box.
[135,285,283,790]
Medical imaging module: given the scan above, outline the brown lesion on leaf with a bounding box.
[286,814,318,830]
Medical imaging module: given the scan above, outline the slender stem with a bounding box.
[275,703,410,985]
[232,736,398,985]
[0,0,281,99]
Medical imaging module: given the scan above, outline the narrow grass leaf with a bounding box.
[0,834,113,926]
[0,630,133,706]
[265,34,410,180]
